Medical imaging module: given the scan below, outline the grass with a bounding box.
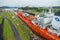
[0,16,2,24]
[31,10,40,14]
[15,16,34,40]
[15,16,33,35]
[6,12,33,40]
[0,12,3,24]
[0,11,34,40]
[0,12,14,40]
[3,18,15,40]
[28,10,40,14]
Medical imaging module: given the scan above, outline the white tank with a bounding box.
[52,16,60,30]
[47,11,60,36]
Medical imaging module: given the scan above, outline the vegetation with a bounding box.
[3,19,14,40]
[6,12,33,40]
[0,11,33,40]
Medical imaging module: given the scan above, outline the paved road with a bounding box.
[0,17,4,40]
[6,18,22,40]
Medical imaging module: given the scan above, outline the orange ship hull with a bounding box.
[17,12,60,40]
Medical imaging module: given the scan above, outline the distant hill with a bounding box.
[0,6,60,9]
[0,6,18,8]
[53,6,60,8]
[0,6,10,8]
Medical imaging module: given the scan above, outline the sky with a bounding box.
[0,0,60,7]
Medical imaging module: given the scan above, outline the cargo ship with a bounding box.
[16,9,60,40]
